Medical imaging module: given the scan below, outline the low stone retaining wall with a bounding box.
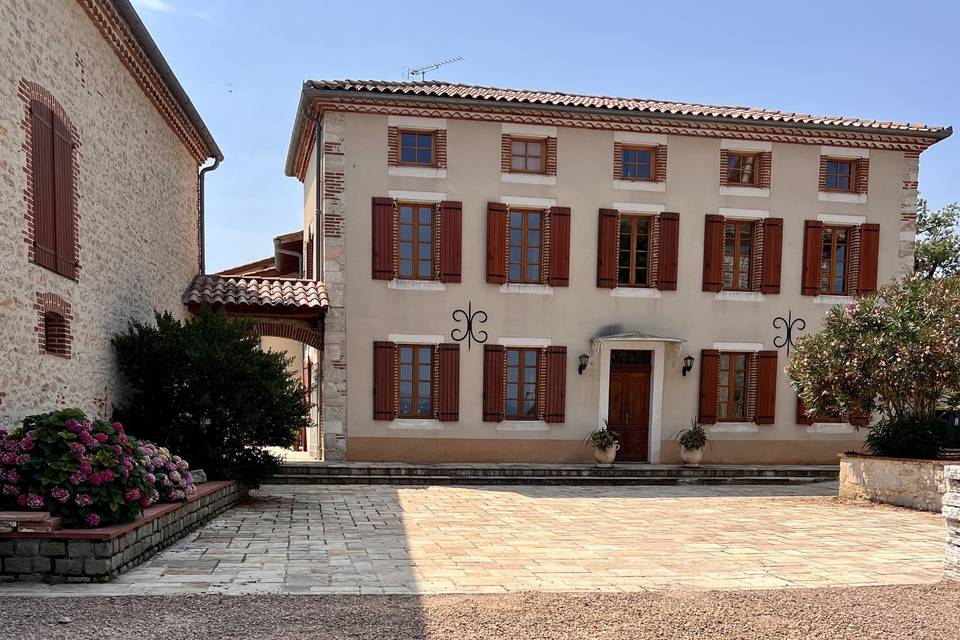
[945,466,959,582]
[838,454,949,512]
[0,480,245,583]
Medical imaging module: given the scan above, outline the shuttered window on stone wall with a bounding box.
[702,215,782,293]
[597,209,678,290]
[373,341,460,421]
[699,349,777,425]
[801,220,879,296]
[371,197,462,282]
[30,100,77,279]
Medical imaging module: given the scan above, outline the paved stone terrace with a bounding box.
[0,482,947,596]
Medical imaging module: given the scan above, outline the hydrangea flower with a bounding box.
[74,493,93,507]
[84,513,101,527]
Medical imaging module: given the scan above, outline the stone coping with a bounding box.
[0,481,235,541]
[840,453,952,465]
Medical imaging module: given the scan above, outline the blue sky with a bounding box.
[131,0,959,273]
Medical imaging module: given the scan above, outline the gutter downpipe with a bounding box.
[198,156,221,274]
[302,104,323,279]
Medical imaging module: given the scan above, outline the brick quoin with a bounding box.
[35,292,73,358]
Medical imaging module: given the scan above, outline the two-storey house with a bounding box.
[284,80,950,464]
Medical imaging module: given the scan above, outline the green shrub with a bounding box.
[112,308,311,488]
[865,417,947,459]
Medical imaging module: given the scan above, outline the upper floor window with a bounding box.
[725,152,759,186]
[510,138,546,174]
[398,344,434,418]
[621,146,655,181]
[820,225,850,295]
[508,209,543,283]
[722,220,755,291]
[397,202,435,280]
[618,214,651,287]
[824,159,855,192]
[505,347,540,420]
[399,130,435,166]
[718,352,749,421]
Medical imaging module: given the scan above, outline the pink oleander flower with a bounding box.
[125,488,141,502]
[50,486,71,503]
[74,493,93,507]
[84,513,100,527]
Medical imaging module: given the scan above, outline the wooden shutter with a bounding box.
[857,223,880,295]
[371,197,395,280]
[656,212,679,291]
[760,217,783,294]
[305,234,314,279]
[31,101,57,273]
[482,344,505,422]
[543,346,567,423]
[855,158,870,194]
[801,220,824,296]
[702,214,725,292]
[597,208,619,288]
[372,341,396,420]
[796,396,815,425]
[758,151,772,189]
[754,350,778,425]
[486,202,507,284]
[439,200,462,283]
[698,349,720,425]
[52,113,76,279]
[849,406,871,427]
[436,343,460,421]
[547,207,571,287]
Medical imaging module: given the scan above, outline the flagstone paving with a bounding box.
[0,482,947,596]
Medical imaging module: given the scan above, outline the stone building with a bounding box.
[0,0,221,424]
[283,80,950,464]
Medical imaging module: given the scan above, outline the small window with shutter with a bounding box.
[488,203,570,288]
[484,344,566,423]
[373,341,460,422]
[802,220,879,297]
[703,215,782,294]
[699,348,777,425]
[372,197,462,284]
[598,209,679,291]
[398,202,435,280]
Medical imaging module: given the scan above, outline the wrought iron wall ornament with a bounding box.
[773,310,806,357]
[451,301,488,350]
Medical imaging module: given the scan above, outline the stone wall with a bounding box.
[0,481,244,583]
[0,0,200,424]
[945,466,959,581]
[839,454,949,512]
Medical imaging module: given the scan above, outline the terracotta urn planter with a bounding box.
[593,443,619,466]
[680,446,704,466]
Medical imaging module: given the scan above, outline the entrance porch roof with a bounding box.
[182,274,328,318]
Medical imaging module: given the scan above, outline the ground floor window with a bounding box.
[718,352,748,420]
[505,347,540,420]
[398,344,434,418]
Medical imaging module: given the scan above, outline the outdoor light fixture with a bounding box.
[682,355,695,377]
[578,353,590,375]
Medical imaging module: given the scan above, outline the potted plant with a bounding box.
[585,423,620,466]
[675,419,708,466]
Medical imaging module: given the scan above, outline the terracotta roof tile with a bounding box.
[307,80,950,135]
[182,275,328,311]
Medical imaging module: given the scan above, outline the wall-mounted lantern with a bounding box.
[682,354,695,377]
[577,353,590,375]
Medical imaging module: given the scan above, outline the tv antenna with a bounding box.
[404,56,463,81]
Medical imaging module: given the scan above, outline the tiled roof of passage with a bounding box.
[182,275,328,311]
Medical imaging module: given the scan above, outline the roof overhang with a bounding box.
[182,274,328,321]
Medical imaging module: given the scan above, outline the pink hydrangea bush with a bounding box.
[137,442,196,502]
[0,409,159,528]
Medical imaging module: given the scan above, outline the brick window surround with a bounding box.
[388,127,447,169]
[819,155,869,194]
[501,134,557,176]
[36,293,73,358]
[19,79,81,280]
[613,142,667,182]
[719,149,771,188]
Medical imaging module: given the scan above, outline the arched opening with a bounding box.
[43,311,70,357]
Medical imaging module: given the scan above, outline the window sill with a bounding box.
[612,179,665,192]
[720,185,770,198]
[388,419,444,431]
[502,173,556,186]
[818,191,866,204]
[389,166,447,179]
[388,279,446,292]
[499,283,553,295]
[806,422,856,434]
[708,422,760,433]
[813,294,852,305]
[714,290,765,302]
[497,421,550,432]
[610,287,662,299]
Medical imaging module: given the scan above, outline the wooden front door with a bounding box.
[607,350,652,462]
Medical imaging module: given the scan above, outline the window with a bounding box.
[821,226,849,295]
[398,344,434,418]
[398,202,434,280]
[622,146,654,180]
[725,152,759,185]
[718,352,748,420]
[505,348,540,420]
[510,138,545,173]
[508,209,543,283]
[398,130,435,166]
[825,159,855,192]
[722,220,755,291]
[617,215,651,287]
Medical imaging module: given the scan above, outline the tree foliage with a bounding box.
[112,309,311,487]
[915,197,960,279]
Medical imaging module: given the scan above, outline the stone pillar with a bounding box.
[945,466,960,581]
[898,152,920,278]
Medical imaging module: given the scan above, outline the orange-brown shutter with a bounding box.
[486,202,507,284]
[373,341,396,420]
[371,197,395,280]
[857,223,880,294]
[543,346,567,423]
[547,207,571,287]
[597,208,619,288]
[698,349,720,424]
[801,220,824,296]
[31,100,57,273]
[436,343,460,421]
[754,350,778,425]
[656,212,679,291]
[482,344,505,422]
[796,396,815,425]
[439,200,462,283]
[702,214,725,292]
[760,217,783,294]
[305,234,314,279]
[52,113,76,279]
